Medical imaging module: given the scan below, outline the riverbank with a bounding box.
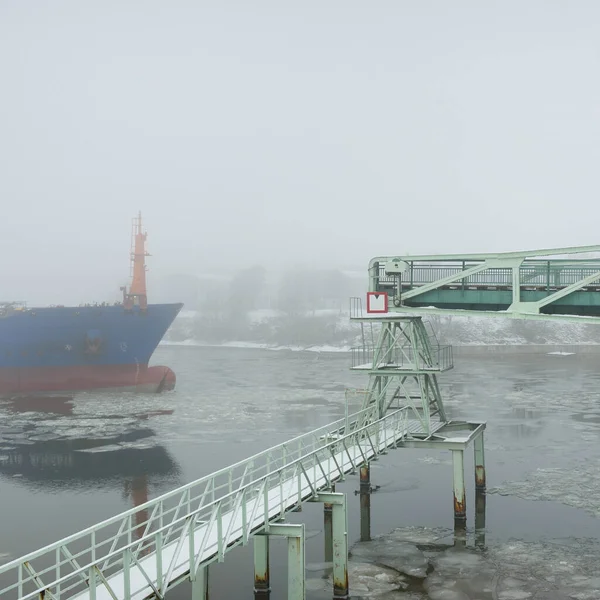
[160,339,600,356]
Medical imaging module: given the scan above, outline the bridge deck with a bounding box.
[368,247,600,319]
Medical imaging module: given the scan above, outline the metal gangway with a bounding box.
[369,245,600,321]
[0,403,484,600]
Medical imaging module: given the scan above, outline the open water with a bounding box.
[1,345,600,599]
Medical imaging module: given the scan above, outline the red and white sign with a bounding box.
[366,292,388,313]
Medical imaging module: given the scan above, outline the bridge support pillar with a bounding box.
[191,565,209,600]
[474,431,486,491]
[253,534,270,599]
[359,463,371,542]
[268,523,305,600]
[324,484,335,563]
[452,450,466,522]
[475,489,487,550]
[313,492,349,599]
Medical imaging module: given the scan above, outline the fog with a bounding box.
[2,1,600,305]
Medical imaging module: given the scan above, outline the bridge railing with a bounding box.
[374,260,600,291]
[351,344,453,371]
[0,405,412,600]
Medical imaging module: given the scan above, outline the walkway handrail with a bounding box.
[0,405,412,600]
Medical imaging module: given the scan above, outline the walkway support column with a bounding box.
[313,492,349,599]
[452,449,466,521]
[191,565,209,600]
[359,463,371,542]
[268,523,305,600]
[324,484,335,563]
[475,490,486,550]
[474,432,486,490]
[254,534,270,599]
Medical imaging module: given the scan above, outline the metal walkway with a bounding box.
[0,406,481,600]
[368,245,600,322]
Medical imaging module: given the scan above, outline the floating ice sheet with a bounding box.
[319,527,600,600]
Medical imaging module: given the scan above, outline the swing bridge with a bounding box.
[2,245,600,600]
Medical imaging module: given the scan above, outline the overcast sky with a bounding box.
[1,1,600,304]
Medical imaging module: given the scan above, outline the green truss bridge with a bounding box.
[367,245,600,323]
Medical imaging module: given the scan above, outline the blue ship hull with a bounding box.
[0,303,183,395]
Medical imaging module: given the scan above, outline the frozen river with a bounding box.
[1,345,600,599]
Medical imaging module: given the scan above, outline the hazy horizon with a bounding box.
[3,1,600,304]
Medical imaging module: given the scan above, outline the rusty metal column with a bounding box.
[475,489,486,550]
[474,432,486,491]
[312,492,349,599]
[453,520,467,548]
[324,484,335,563]
[474,431,486,549]
[359,463,371,542]
[254,534,270,599]
[452,449,466,521]
[191,565,209,600]
[332,497,349,599]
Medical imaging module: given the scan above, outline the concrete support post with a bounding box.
[268,523,305,600]
[359,463,371,542]
[311,492,349,600]
[332,499,349,599]
[475,490,487,550]
[474,432,486,491]
[253,534,270,599]
[191,565,209,600]
[453,520,467,548]
[452,449,466,521]
[324,484,335,563]
[288,530,305,600]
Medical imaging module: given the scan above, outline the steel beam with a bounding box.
[369,244,600,264]
[400,262,492,300]
[390,305,600,324]
[452,450,466,521]
[533,270,600,308]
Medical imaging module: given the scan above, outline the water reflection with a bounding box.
[0,396,181,522]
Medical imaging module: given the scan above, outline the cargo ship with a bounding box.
[0,213,183,396]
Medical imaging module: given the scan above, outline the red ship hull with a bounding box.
[0,364,176,396]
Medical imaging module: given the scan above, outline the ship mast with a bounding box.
[123,211,149,311]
